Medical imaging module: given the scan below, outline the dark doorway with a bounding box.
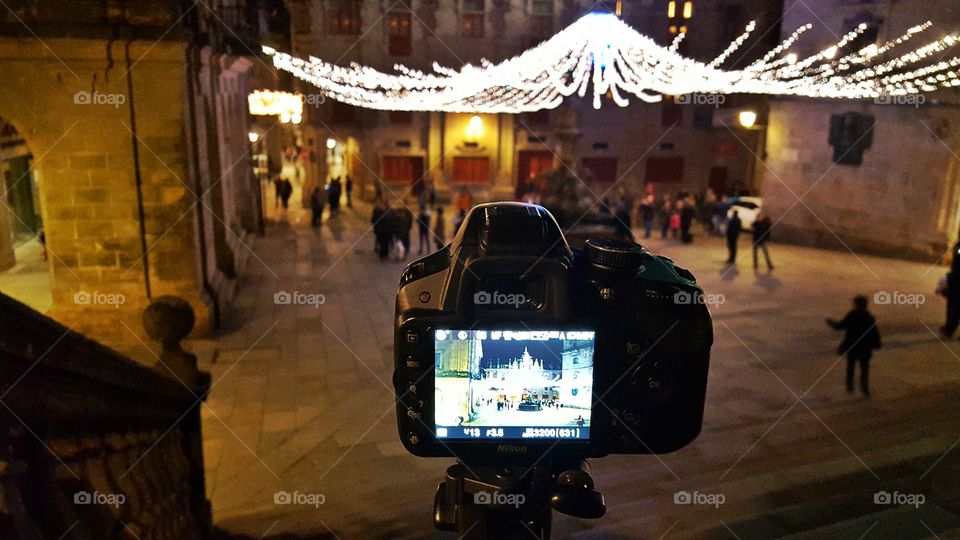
[517,150,553,185]
[708,166,729,195]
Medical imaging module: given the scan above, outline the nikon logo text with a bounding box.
[496,443,528,455]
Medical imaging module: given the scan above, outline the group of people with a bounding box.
[308,176,353,227]
[371,201,449,261]
[725,209,774,270]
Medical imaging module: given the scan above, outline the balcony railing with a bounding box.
[0,293,212,539]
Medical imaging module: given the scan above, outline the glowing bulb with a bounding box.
[786,52,798,64]
[248,132,259,143]
[326,138,337,149]
[465,115,484,141]
[738,111,757,128]
[824,46,838,59]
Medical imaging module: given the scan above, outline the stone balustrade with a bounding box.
[0,292,211,539]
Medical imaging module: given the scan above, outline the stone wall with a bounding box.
[760,99,960,261]
[0,36,258,361]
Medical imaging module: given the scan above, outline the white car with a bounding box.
[727,196,763,231]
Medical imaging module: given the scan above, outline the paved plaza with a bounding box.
[198,202,960,539]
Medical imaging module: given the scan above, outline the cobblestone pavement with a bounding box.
[199,203,960,539]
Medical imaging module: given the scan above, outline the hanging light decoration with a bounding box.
[248,90,304,123]
[262,12,960,113]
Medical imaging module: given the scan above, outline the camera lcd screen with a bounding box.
[434,329,595,441]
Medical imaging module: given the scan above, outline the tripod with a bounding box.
[433,460,606,539]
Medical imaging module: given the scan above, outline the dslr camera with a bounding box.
[394,203,712,465]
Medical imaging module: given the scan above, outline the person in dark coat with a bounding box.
[395,205,414,259]
[680,197,695,244]
[310,186,325,227]
[328,178,342,217]
[417,206,432,254]
[726,210,742,264]
[345,176,353,208]
[827,295,881,396]
[941,241,960,338]
[640,195,655,239]
[372,200,389,260]
[752,212,774,270]
[658,196,672,239]
[277,177,293,210]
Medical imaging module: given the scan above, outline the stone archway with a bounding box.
[0,116,52,311]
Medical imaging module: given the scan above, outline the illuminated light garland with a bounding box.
[262,13,960,112]
[248,90,303,123]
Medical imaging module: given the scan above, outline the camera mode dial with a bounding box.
[585,238,645,272]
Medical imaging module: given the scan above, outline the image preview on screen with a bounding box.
[433,329,595,440]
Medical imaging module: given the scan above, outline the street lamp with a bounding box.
[326,138,337,149]
[248,131,259,143]
[738,110,757,129]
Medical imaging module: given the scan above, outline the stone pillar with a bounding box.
[493,113,515,200]
[0,162,14,271]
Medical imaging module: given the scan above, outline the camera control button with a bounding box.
[418,291,431,303]
[407,383,418,396]
[404,356,420,369]
[405,331,420,344]
[406,433,421,446]
[626,342,641,355]
[406,409,422,420]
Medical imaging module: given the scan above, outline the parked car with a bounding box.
[727,196,763,231]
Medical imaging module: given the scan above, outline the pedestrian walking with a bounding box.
[669,204,681,239]
[372,199,389,260]
[939,240,960,337]
[396,205,413,260]
[752,211,774,270]
[726,210,742,264]
[310,186,325,227]
[827,295,882,397]
[328,178,342,217]
[417,206,432,254]
[680,197,695,244]
[277,177,293,211]
[434,207,446,250]
[640,194,655,239]
[659,196,672,238]
[345,176,353,208]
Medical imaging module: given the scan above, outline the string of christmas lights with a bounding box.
[262,12,960,112]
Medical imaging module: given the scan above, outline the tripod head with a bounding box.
[433,460,605,539]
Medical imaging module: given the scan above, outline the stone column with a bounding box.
[0,161,14,271]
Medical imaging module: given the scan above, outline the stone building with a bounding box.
[283,0,783,205]
[0,1,270,358]
[760,0,960,261]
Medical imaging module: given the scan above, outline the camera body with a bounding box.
[394,203,712,465]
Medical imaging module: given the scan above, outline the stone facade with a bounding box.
[760,0,960,261]
[285,0,782,204]
[0,3,262,361]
